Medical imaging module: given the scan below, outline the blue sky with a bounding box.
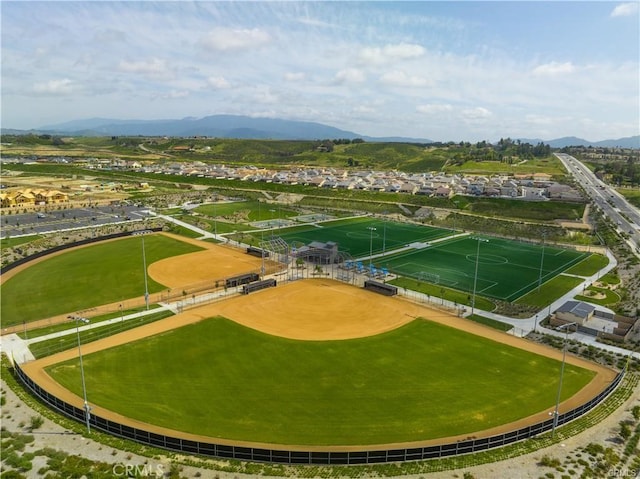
[2,1,638,142]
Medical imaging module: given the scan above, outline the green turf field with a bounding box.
[378,236,590,302]
[47,317,595,446]
[277,217,452,258]
[1,235,202,327]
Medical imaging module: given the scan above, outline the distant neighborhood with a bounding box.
[2,156,584,203]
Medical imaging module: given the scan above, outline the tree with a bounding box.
[619,421,631,441]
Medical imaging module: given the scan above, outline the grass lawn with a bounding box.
[515,275,584,308]
[575,286,620,307]
[47,317,595,446]
[465,314,514,332]
[30,309,174,359]
[194,201,298,222]
[388,276,496,311]
[1,235,202,327]
[616,187,640,208]
[18,305,162,340]
[0,234,42,251]
[564,254,609,277]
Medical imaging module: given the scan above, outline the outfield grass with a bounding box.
[47,317,595,446]
[1,235,202,327]
[515,275,584,308]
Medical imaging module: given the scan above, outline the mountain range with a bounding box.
[3,115,638,148]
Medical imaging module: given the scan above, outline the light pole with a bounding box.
[214,197,218,238]
[537,232,546,292]
[551,321,577,439]
[471,237,489,315]
[141,234,149,310]
[367,226,377,269]
[382,222,386,258]
[69,315,91,434]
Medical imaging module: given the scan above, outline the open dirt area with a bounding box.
[147,241,266,288]
[21,279,616,451]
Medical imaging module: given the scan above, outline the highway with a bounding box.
[555,152,640,256]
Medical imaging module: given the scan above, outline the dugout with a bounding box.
[226,273,260,288]
[364,280,398,296]
[242,278,277,294]
[247,246,270,258]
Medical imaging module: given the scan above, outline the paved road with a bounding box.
[555,152,640,257]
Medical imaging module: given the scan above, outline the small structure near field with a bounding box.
[294,241,339,264]
[242,278,277,294]
[364,280,398,296]
[226,272,260,288]
[551,300,639,342]
[247,246,269,258]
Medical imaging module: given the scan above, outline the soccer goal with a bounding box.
[416,271,440,284]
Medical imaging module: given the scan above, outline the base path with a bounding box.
[22,279,617,452]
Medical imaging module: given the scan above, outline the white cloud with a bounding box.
[118,58,170,78]
[199,28,271,52]
[207,76,231,89]
[611,2,639,17]
[334,68,366,84]
[462,107,492,121]
[380,70,429,87]
[416,104,453,114]
[284,72,306,82]
[33,78,76,95]
[532,61,575,76]
[360,43,425,65]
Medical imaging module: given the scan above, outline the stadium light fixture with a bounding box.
[141,234,149,310]
[551,321,577,439]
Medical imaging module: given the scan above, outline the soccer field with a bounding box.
[277,217,452,258]
[46,316,595,446]
[378,236,590,302]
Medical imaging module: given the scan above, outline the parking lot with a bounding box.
[1,204,150,238]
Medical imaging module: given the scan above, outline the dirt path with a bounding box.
[21,279,616,452]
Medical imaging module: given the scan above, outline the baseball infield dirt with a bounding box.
[21,279,617,451]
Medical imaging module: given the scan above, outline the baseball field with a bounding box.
[25,279,613,448]
[9,230,615,451]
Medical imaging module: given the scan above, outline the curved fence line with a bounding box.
[13,363,624,464]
